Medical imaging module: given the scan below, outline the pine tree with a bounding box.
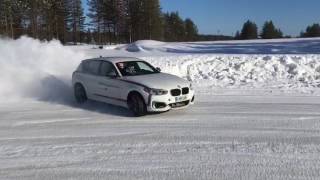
[67,0,85,44]
[302,24,320,37]
[50,0,69,42]
[184,18,198,41]
[261,21,283,39]
[40,0,57,40]
[0,0,16,38]
[115,0,129,43]
[26,0,42,38]
[0,0,200,43]
[127,0,140,42]
[88,0,123,44]
[128,0,163,41]
[164,12,185,42]
[234,31,241,40]
[87,0,103,44]
[144,0,163,40]
[276,28,283,38]
[240,20,258,39]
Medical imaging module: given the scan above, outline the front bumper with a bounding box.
[146,90,195,112]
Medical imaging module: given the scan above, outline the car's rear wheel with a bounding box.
[128,93,147,117]
[74,83,87,104]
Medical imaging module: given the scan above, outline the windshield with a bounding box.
[116,61,159,76]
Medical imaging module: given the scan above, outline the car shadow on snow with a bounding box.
[31,75,134,117]
[74,101,133,117]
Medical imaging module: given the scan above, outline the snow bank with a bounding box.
[143,54,320,94]
[0,37,87,102]
[117,40,167,52]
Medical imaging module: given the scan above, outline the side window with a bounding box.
[82,61,90,73]
[137,62,154,72]
[88,61,101,75]
[100,62,117,77]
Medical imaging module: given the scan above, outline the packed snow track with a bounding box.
[1,95,320,180]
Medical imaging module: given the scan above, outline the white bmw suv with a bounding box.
[72,57,195,116]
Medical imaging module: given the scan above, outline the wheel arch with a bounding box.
[74,82,85,89]
[74,82,89,94]
[127,90,150,105]
[127,90,144,101]
[127,90,148,116]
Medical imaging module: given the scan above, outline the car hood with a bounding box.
[122,73,190,90]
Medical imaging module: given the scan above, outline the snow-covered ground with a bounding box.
[1,37,320,179]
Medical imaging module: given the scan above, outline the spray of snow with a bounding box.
[0,37,87,102]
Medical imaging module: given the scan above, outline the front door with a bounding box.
[95,61,124,106]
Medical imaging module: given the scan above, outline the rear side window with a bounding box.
[82,60,101,75]
[100,62,118,77]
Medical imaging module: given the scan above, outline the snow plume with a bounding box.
[0,37,86,103]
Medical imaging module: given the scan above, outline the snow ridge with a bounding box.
[143,54,320,93]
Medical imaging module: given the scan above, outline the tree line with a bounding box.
[0,0,85,44]
[1,0,320,43]
[235,20,283,40]
[0,0,198,44]
[86,0,199,43]
[235,20,320,40]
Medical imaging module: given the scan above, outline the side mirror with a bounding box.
[156,67,161,72]
[106,71,118,78]
[108,75,118,79]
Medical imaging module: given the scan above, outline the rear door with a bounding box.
[80,60,102,99]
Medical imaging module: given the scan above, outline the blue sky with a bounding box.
[82,0,320,36]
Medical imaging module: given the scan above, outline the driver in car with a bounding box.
[117,62,126,75]
[117,62,136,76]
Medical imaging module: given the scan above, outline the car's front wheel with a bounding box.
[128,93,147,117]
[74,83,87,104]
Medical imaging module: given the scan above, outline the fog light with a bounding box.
[152,102,167,109]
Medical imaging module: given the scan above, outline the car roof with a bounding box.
[83,57,142,64]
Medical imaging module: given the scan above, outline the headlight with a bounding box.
[144,88,168,95]
[190,83,194,90]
